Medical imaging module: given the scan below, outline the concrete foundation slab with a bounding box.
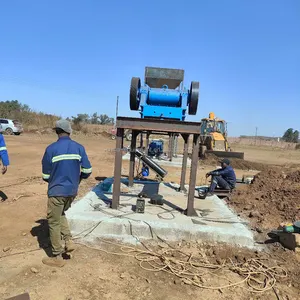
[67,178,255,248]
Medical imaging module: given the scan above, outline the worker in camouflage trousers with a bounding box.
[0,128,10,175]
[42,119,92,267]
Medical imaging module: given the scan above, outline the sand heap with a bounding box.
[202,154,270,171]
[230,168,300,230]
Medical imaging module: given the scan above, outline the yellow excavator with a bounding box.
[199,112,244,159]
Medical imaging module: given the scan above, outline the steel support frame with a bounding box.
[112,117,201,216]
[129,130,139,187]
[112,128,124,209]
[168,133,174,161]
[180,134,189,191]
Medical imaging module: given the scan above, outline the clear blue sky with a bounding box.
[0,0,299,137]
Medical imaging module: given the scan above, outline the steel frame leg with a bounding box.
[180,134,189,191]
[168,133,174,161]
[145,131,151,154]
[139,132,143,149]
[129,130,138,187]
[112,128,124,209]
[186,134,200,216]
[173,135,178,158]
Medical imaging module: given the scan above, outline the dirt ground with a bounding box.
[0,134,300,300]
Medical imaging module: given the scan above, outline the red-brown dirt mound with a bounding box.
[202,154,269,171]
[230,168,300,230]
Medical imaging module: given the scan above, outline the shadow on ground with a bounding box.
[30,219,52,257]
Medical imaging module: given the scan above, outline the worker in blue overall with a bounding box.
[205,158,236,197]
[41,119,92,267]
[0,127,10,175]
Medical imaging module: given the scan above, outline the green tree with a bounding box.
[282,128,299,143]
[90,112,100,124]
[71,113,89,125]
[293,130,299,143]
[99,114,114,125]
[282,128,294,142]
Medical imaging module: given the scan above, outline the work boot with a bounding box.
[42,254,65,267]
[65,239,77,253]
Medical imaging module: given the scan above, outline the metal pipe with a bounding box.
[135,149,168,178]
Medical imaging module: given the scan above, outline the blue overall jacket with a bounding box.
[0,134,10,166]
[42,136,92,197]
[210,165,236,188]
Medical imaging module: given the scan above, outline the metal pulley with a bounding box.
[189,81,199,115]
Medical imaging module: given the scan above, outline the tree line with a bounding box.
[0,100,115,128]
[70,113,114,125]
[282,128,299,143]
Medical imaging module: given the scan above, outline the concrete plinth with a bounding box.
[67,178,255,248]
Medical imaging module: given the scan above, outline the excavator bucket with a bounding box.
[206,150,245,160]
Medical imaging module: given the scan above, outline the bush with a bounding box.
[0,100,59,131]
[0,100,114,135]
[295,144,300,150]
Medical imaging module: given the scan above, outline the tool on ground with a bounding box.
[269,221,300,238]
[199,112,244,159]
[150,194,164,205]
[282,221,300,233]
[130,67,199,121]
[136,197,145,213]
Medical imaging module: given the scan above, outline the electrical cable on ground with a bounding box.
[75,238,287,293]
[71,212,287,294]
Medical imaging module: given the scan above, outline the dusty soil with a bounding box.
[229,168,300,231]
[202,154,270,171]
[0,134,300,300]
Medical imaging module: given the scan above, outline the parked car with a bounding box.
[0,119,23,135]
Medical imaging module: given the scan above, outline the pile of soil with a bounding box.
[202,154,268,171]
[230,168,300,230]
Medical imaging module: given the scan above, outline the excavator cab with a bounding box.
[200,119,226,135]
[199,112,244,159]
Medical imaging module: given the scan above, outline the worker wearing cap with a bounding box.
[41,119,92,267]
[0,126,9,175]
[205,158,236,197]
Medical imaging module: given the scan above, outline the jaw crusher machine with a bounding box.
[129,67,199,121]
